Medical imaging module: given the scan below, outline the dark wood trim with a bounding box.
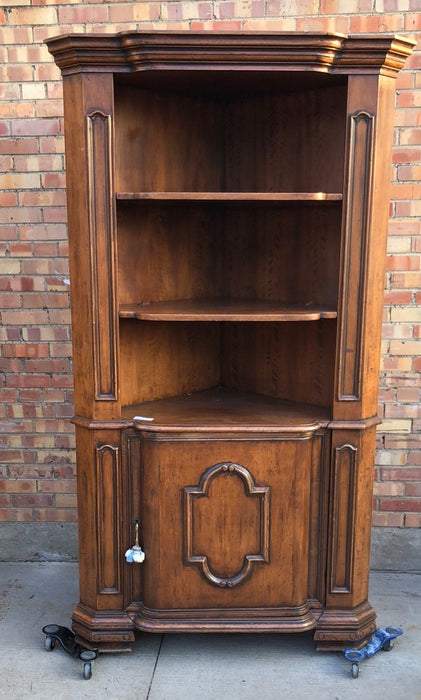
[46,32,415,77]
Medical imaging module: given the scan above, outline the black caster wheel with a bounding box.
[351,662,360,679]
[80,650,97,680]
[383,639,394,651]
[45,635,55,651]
[83,662,92,680]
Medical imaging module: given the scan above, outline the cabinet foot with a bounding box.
[314,601,376,651]
[72,604,135,653]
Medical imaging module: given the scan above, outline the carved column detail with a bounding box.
[337,110,375,402]
[184,462,270,588]
[96,443,122,594]
[87,110,118,401]
[329,443,357,594]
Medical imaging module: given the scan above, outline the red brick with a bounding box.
[38,480,76,494]
[0,193,17,207]
[387,254,420,270]
[390,272,421,288]
[395,72,414,90]
[56,435,76,450]
[12,494,54,507]
[0,358,24,373]
[384,436,421,450]
[383,291,413,304]
[385,404,421,418]
[8,6,57,25]
[379,498,421,512]
[25,359,71,375]
[397,91,421,109]
[0,509,33,522]
[0,480,36,494]
[374,481,405,497]
[406,482,421,496]
[9,242,32,257]
[11,119,61,137]
[372,512,404,527]
[34,509,77,522]
[383,468,421,480]
[320,0,372,11]
[296,16,349,33]
[18,224,67,242]
[388,221,420,236]
[42,207,68,223]
[6,374,51,389]
[0,102,35,119]
[58,5,108,24]
[397,388,421,402]
[0,292,21,309]
[41,173,66,189]
[392,147,421,163]
[399,128,421,146]
[1,65,33,82]
[0,138,39,155]
[349,14,404,32]
[3,344,49,359]
[2,206,42,224]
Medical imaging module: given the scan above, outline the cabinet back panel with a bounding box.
[119,320,221,407]
[115,83,347,194]
[222,321,336,408]
[120,319,336,409]
[224,85,347,192]
[117,204,223,304]
[115,85,224,192]
[117,204,340,307]
[223,205,341,306]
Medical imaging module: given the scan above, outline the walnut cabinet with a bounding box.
[47,31,414,653]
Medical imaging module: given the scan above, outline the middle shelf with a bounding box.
[119,299,338,322]
[116,191,343,204]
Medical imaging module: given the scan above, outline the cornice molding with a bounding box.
[46,31,415,78]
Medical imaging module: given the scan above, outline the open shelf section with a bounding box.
[119,299,338,322]
[122,387,331,433]
[116,192,343,203]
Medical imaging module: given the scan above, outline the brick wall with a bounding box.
[1,2,420,528]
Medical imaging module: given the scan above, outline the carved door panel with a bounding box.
[137,434,327,615]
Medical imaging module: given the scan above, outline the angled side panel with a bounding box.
[337,110,374,403]
[329,442,357,594]
[87,109,118,401]
[96,442,122,595]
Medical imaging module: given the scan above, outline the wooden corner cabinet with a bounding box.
[47,31,414,653]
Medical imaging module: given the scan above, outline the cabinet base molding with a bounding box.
[314,600,376,651]
[128,602,320,634]
[72,604,135,652]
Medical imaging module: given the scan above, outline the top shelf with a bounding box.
[116,192,343,203]
[119,299,338,321]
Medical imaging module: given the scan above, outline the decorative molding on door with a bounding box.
[337,110,374,402]
[329,443,357,594]
[86,109,118,401]
[96,443,122,594]
[183,462,270,588]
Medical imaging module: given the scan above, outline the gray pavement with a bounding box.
[0,562,419,699]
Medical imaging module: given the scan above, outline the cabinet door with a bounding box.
[134,434,328,626]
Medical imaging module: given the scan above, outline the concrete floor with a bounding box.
[0,563,419,699]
